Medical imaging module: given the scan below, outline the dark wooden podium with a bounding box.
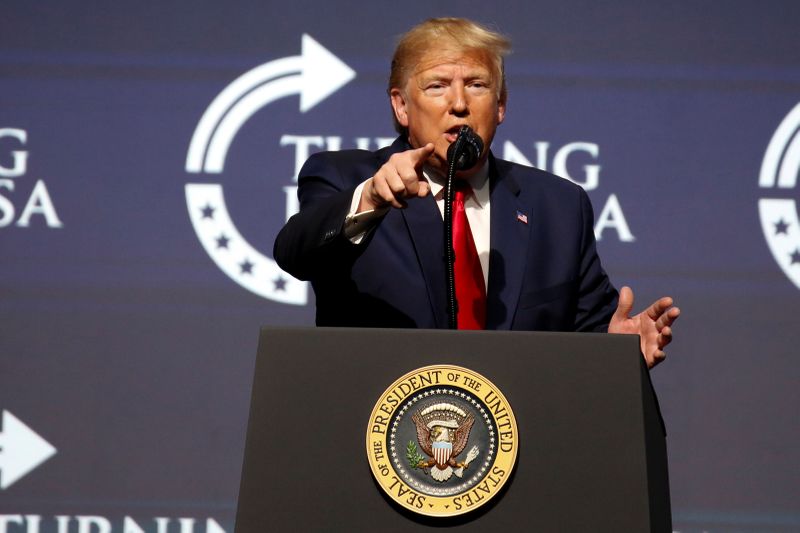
[235,327,670,532]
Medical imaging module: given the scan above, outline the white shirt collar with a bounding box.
[423,161,490,208]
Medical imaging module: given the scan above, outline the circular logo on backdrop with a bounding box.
[183,34,355,304]
[758,103,800,289]
[366,365,518,517]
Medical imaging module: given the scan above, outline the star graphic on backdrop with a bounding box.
[216,233,230,249]
[774,218,790,235]
[201,203,215,219]
[790,249,800,265]
[273,275,287,291]
[239,258,254,274]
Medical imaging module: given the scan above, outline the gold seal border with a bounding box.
[366,364,518,518]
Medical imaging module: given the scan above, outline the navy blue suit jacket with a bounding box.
[274,137,618,331]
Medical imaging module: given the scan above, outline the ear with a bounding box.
[390,88,409,128]
[497,97,506,125]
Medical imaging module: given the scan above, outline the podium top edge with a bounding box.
[258,325,639,342]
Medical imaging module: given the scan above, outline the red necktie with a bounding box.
[452,181,486,329]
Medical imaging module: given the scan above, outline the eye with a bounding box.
[468,80,491,92]
[423,82,447,95]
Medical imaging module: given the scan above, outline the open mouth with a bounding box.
[444,125,468,143]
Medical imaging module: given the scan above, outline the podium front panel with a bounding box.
[235,327,669,532]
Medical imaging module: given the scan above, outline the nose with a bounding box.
[450,83,468,116]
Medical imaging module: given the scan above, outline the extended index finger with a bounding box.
[408,143,435,169]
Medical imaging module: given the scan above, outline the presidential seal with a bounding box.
[366,365,518,517]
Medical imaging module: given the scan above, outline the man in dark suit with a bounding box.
[274,17,679,368]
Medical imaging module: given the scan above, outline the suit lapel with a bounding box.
[401,196,448,328]
[379,137,448,328]
[486,159,530,329]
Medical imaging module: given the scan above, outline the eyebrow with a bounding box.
[418,68,493,84]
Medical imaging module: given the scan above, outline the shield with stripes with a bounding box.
[432,440,453,467]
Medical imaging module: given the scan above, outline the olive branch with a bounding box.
[406,440,426,469]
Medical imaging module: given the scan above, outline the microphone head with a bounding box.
[447,126,484,171]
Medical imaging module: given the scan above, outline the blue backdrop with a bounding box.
[2,2,799,531]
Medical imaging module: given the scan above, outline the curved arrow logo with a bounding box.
[758,103,800,289]
[0,410,57,489]
[185,34,355,304]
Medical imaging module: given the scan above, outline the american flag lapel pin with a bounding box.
[516,210,528,224]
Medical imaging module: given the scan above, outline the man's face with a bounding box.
[390,49,506,175]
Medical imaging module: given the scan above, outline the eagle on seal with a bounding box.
[411,408,475,481]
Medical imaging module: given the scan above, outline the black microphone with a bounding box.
[443,125,485,329]
[446,126,484,171]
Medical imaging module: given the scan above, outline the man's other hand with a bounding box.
[609,286,681,369]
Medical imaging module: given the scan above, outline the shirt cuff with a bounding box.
[344,180,389,243]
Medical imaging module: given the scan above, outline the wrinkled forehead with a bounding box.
[403,46,497,87]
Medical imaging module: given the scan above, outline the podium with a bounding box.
[235,327,670,532]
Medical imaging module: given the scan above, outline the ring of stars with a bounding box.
[196,201,291,294]
[388,388,496,497]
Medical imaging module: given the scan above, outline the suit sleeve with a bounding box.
[573,188,619,332]
[273,151,368,281]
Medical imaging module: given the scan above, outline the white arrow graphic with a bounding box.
[184,34,355,304]
[759,102,800,189]
[759,102,800,289]
[0,410,57,489]
[186,33,356,173]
